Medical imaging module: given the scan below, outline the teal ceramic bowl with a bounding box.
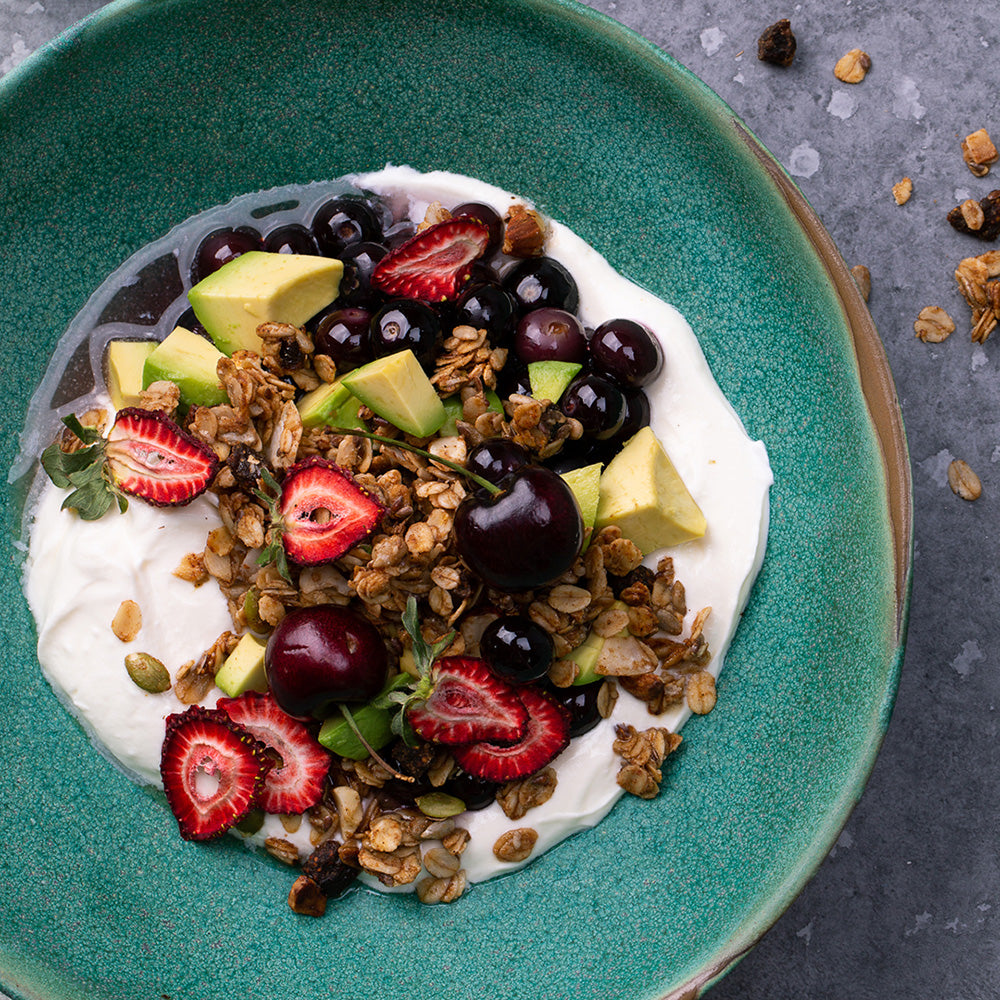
[0,2,911,998]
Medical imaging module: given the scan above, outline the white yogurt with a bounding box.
[22,167,772,888]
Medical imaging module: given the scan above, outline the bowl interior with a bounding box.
[0,2,908,998]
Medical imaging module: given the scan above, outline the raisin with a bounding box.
[947,190,1000,241]
[607,564,655,599]
[228,444,267,492]
[302,840,359,899]
[757,19,796,67]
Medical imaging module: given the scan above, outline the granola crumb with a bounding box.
[913,306,955,343]
[287,875,327,917]
[962,128,998,177]
[111,599,142,642]
[948,190,1000,242]
[502,203,548,257]
[492,827,539,863]
[833,48,871,84]
[948,459,982,501]
[756,19,796,67]
[892,177,913,206]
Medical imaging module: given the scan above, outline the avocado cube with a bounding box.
[143,326,228,407]
[188,251,343,355]
[297,379,367,431]
[214,633,269,698]
[439,388,503,436]
[341,350,446,438]
[560,461,602,545]
[528,360,582,403]
[596,427,706,554]
[106,340,156,410]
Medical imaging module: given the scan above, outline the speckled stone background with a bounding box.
[2,2,997,998]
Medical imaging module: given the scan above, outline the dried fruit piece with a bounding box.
[834,48,871,83]
[160,706,273,841]
[948,459,982,501]
[371,218,490,301]
[451,686,570,782]
[106,407,220,506]
[962,128,998,177]
[125,652,170,693]
[502,204,547,257]
[913,307,955,343]
[406,657,529,746]
[301,839,358,899]
[892,177,913,206]
[948,191,1000,242]
[757,19,796,67]
[216,691,332,814]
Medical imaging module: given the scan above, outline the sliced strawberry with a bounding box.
[407,656,528,746]
[106,407,219,506]
[451,686,570,781]
[279,457,384,565]
[216,691,332,814]
[160,706,273,841]
[370,218,490,301]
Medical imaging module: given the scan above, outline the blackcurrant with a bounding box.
[560,374,626,440]
[502,256,579,314]
[312,197,381,256]
[590,318,664,387]
[370,300,442,370]
[480,615,555,683]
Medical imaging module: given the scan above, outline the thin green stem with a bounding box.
[337,703,414,782]
[328,426,502,496]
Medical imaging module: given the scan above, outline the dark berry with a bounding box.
[454,283,518,344]
[590,319,664,388]
[370,300,442,370]
[546,681,604,737]
[337,241,388,307]
[502,256,579,314]
[301,840,359,899]
[312,198,381,256]
[560,374,626,440]
[495,356,532,397]
[603,387,651,449]
[442,770,499,811]
[451,202,503,257]
[481,615,554,683]
[466,440,530,486]
[314,307,373,371]
[264,223,319,256]
[514,307,588,364]
[191,227,262,284]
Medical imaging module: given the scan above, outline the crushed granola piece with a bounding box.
[948,459,982,501]
[948,190,1000,242]
[492,827,538,863]
[111,599,142,642]
[913,306,955,343]
[265,837,300,865]
[686,671,718,714]
[612,723,681,799]
[596,679,619,718]
[287,875,327,917]
[502,203,547,257]
[962,128,998,177]
[756,19,796,67]
[892,177,913,206]
[833,48,871,83]
[416,870,467,903]
[422,846,462,879]
[332,786,364,840]
[173,630,238,703]
[173,551,209,586]
[547,657,580,687]
[850,265,872,302]
[440,826,471,856]
[137,379,181,416]
[497,767,557,820]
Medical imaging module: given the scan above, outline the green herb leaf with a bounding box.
[253,467,293,583]
[40,415,124,520]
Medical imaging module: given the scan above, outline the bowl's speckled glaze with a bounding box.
[0,2,910,998]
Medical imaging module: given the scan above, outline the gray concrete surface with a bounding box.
[3,1,999,997]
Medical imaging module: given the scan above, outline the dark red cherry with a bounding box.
[265,605,388,717]
[466,440,530,485]
[454,465,583,590]
[514,308,588,363]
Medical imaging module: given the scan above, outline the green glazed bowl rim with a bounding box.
[0,2,912,998]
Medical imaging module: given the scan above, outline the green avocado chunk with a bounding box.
[528,360,582,403]
[214,633,269,698]
[341,349,446,438]
[296,378,368,431]
[106,340,156,410]
[188,251,343,355]
[560,461,602,545]
[439,388,503,436]
[317,675,411,759]
[142,325,228,407]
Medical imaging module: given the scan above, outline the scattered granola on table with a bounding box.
[833,48,871,84]
[954,250,1000,343]
[948,460,982,502]
[948,190,1000,242]
[913,306,955,344]
[756,19,796,67]
[892,177,913,206]
[961,128,998,178]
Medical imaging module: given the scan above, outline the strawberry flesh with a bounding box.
[106,407,220,506]
[407,656,528,746]
[216,691,332,814]
[279,457,384,565]
[371,218,490,301]
[451,686,570,781]
[160,706,273,841]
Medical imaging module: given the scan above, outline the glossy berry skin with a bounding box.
[454,465,584,590]
[514,307,588,364]
[337,241,388,306]
[454,282,519,344]
[481,615,554,683]
[547,681,604,737]
[312,198,382,256]
[370,300,442,370]
[451,202,503,257]
[190,227,262,284]
[265,605,388,717]
[590,318,664,388]
[466,439,530,486]
[443,770,499,811]
[263,223,319,256]
[560,374,626,440]
[495,357,532,398]
[314,307,373,370]
[503,256,579,314]
[604,387,652,449]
